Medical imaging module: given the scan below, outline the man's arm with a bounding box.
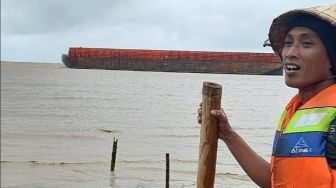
[211,109,271,188]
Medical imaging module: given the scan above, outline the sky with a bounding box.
[1,0,335,63]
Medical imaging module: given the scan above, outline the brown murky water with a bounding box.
[1,61,295,187]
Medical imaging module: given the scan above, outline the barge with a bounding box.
[62,47,283,75]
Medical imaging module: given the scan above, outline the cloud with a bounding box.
[1,0,335,62]
[1,0,122,35]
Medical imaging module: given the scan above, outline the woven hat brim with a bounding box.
[268,4,336,60]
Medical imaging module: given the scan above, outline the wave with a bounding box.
[173,159,197,164]
[120,159,165,164]
[52,96,82,100]
[120,158,197,164]
[1,159,196,166]
[52,96,119,101]
[99,128,121,133]
[3,131,104,139]
[0,160,104,166]
[151,134,198,138]
[216,172,250,181]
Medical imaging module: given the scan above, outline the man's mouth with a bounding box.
[284,63,300,72]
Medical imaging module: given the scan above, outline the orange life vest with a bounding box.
[271,84,336,188]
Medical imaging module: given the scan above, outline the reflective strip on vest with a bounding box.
[273,107,336,157]
[276,110,286,131]
[273,131,327,156]
[285,107,335,133]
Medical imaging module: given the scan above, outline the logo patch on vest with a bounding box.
[291,137,312,154]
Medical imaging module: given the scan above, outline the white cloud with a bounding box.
[1,0,335,62]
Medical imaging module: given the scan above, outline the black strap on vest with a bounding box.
[326,117,336,169]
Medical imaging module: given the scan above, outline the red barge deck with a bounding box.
[62,47,283,75]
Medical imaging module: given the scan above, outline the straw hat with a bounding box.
[268,4,336,59]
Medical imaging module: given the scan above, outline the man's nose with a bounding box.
[284,44,299,60]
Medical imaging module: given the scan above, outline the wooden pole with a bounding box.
[110,137,118,171]
[166,153,170,188]
[197,82,222,188]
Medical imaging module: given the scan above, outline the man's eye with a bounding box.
[284,41,292,47]
[302,41,312,47]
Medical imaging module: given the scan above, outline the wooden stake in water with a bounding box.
[197,82,222,188]
[110,137,118,171]
[166,153,170,188]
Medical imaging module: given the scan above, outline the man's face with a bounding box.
[281,26,332,89]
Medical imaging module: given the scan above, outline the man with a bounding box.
[198,4,336,187]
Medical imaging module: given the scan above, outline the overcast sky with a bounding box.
[1,0,335,63]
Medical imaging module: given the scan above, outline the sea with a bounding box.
[1,61,296,188]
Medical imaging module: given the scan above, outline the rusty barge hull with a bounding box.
[62,47,283,75]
